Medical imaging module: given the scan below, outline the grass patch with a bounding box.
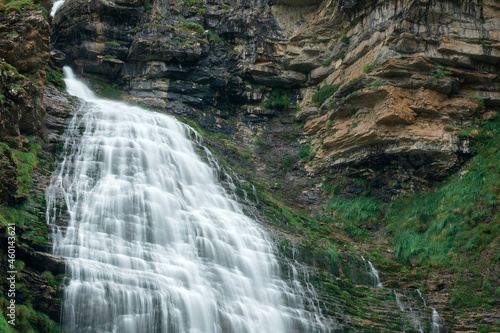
[363,60,381,72]
[312,83,342,106]
[299,144,316,162]
[321,57,333,66]
[181,21,204,34]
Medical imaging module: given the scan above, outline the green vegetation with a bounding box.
[207,29,221,42]
[321,57,333,66]
[340,35,350,44]
[339,53,346,60]
[181,21,204,34]
[363,60,381,72]
[434,69,453,78]
[327,197,382,239]
[312,83,342,106]
[183,0,203,7]
[386,114,500,266]
[105,41,120,47]
[84,74,124,100]
[299,144,316,162]
[261,88,291,109]
[0,299,58,333]
[443,124,455,132]
[481,40,492,48]
[0,0,48,17]
[45,67,64,89]
[280,156,298,172]
[144,1,152,11]
[382,113,500,309]
[103,54,117,59]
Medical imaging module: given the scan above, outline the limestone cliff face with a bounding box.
[292,0,500,198]
[0,2,51,203]
[52,0,500,199]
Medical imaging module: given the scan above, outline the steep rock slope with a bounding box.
[44,0,500,331]
[0,0,75,331]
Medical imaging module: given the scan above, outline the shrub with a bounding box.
[443,125,455,132]
[105,41,120,47]
[299,144,316,162]
[363,60,381,72]
[481,40,492,48]
[281,156,297,172]
[321,57,333,66]
[261,88,291,109]
[208,29,221,42]
[340,35,349,44]
[182,21,204,34]
[312,83,342,106]
[144,2,152,11]
[434,69,453,78]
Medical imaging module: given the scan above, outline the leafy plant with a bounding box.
[144,2,152,11]
[434,69,453,78]
[312,83,342,106]
[207,29,221,42]
[261,88,291,109]
[340,35,349,44]
[321,57,333,66]
[105,41,120,47]
[363,60,381,72]
[181,21,204,34]
[481,40,491,47]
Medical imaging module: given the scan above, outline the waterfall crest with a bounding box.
[47,67,329,333]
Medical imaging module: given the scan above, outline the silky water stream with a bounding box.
[46,68,330,333]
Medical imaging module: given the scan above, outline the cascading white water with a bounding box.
[47,67,330,333]
[431,308,443,333]
[361,256,383,288]
[51,0,64,17]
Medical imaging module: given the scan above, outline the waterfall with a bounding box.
[47,67,330,333]
[51,0,64,17]
[431,308,443,333]
[361,256,383,288]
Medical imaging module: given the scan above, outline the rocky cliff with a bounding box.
[0,0,499,331]
[0,0,75,331]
